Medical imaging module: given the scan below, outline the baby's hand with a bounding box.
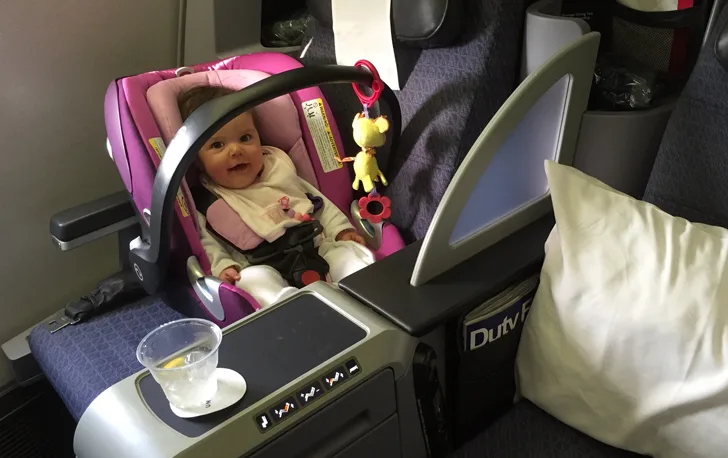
[218,266,241,285]
[336,229,366,246]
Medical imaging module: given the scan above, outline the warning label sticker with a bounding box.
[148,137,166,160]
[148,137,190,217]
[301,98,342,173]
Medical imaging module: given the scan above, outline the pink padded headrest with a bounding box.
[146,69,319,188]
[147,69,301,150]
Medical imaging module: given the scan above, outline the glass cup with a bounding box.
[136,318,223,409]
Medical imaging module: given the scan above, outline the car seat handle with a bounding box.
[129,65,401,294]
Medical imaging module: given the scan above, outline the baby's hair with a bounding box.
[177,85,237,121]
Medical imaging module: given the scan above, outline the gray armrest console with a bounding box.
[339,214,553,337]
[73,283,427,458]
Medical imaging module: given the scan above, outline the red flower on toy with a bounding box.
[358,193,391,224]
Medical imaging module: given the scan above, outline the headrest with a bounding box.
[147,69,301,150]
[146,69,319,188]
[306,0,463,48]
[715,16,728,72]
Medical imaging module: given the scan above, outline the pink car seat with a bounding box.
[105,52,405,326]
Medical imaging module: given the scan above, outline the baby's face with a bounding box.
[198,112,263,189]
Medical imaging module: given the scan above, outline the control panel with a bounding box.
[255,358,362,433]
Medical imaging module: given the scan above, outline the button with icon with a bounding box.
[270,398,298,422]
[344,358,361,377]
[255,413,272,432]
[297,381,324,405]
[322,367,348,390]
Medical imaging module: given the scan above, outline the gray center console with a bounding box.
[73,283,429,458]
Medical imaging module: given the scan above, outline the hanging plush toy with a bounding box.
[341,59,393,229]
[337,113,389,193]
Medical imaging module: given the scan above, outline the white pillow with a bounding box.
[517,161,728,458]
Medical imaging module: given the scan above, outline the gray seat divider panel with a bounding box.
[411,32,600,286]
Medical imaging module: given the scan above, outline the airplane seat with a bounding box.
[26,0,528,427]
[29,54,407,420]
[23,0,723,456]
[340,2,728,457]
[59,22,605,458]
[642,5,728,225]
[299,0,529,242]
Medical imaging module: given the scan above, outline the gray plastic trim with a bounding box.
[410,32,600,287]
[2,326,35,362]
[350,201,384,251]
[183,0,299,66]
[521,0,591,80]
[51,216,137,252]
[573,101,676,199]
[186,256,225,321]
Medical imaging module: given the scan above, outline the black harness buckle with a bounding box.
[245,220,329,288]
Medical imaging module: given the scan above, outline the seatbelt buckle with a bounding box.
[43,309,80,334]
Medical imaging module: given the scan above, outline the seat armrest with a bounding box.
[50,191,137,250]
[339,214,554,337]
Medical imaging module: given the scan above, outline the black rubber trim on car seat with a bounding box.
[129,65,402,294]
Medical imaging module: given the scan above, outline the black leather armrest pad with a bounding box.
[50,191,136,242]
[339,214,554,337]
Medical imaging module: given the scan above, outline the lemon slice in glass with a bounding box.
[163,356,186,369]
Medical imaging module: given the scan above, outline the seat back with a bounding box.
[300,0,529,242]
[643,4,728,225]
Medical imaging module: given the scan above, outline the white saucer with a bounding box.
[169,368,247,418]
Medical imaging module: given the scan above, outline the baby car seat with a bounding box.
[105,53,404,327]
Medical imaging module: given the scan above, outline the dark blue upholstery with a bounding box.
[450,401,648,458]
[643,4,728,224]
[301,0,527,242]
[29,296,182,420]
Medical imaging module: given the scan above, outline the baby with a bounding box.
[178,86,374,307]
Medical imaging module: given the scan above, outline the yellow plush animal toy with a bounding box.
[337,113,389,193]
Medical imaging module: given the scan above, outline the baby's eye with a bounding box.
[240,134,252,142]
[210,141,224,149]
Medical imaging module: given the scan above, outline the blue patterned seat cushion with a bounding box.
[28,295,183,421]
[450,400,649,458]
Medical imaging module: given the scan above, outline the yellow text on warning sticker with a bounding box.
[301,98,342,173]
[148,137,190,217]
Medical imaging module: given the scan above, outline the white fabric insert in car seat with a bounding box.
[517,161,728,458]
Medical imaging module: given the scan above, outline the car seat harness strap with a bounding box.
[192,187,329,288]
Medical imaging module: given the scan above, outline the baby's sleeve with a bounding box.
[196,212,247,277]
[297,179,354,239]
